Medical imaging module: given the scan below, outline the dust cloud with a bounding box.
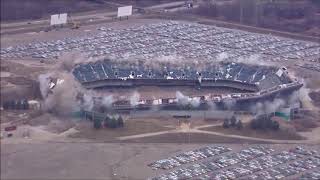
[102,95,114,108]
[251,98,286,115]
[38,52,96,116]
[130,91,141,106]
[176,91,201,107]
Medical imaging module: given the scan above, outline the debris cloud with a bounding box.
[176,91,190,106]
[130,91,140,106]
[38,52,97,116]
[102,95,114,108]
[175,91,201,107]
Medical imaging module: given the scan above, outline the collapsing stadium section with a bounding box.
[72,59,303,112]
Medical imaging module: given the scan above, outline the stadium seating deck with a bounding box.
[72,60,292,91]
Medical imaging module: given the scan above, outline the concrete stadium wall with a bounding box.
[110,82,303,112]
[129,110,235,120]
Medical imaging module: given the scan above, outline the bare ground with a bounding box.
[291,110,320,132]
[199,123,305,141]
[309,91,320,108]
[0,59,51,101]
[121,132,268,144]
[69,118,175,142]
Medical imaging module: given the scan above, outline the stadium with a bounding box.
[73,59,302,112]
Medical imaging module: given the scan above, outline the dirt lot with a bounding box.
[199,123,305,141]
[69,118,175,142]
[121,132,268,144]
[309,91,320,108]
[0,110,42,124]
[0,60,48,104]
[292,110,320,132]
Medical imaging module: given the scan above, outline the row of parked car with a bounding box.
[244,157,320,180]
[148,145,231,170]
[150,146,274,180]
[1,21,319,65]
[150,146,320,180]
[203,151,303,180]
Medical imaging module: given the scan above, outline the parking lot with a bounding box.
[2,141,320,180]
[149,146,320,180]
[1,21,319,64]
[148,145,231,170]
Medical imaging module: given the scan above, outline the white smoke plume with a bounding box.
[176,91,190,106]
[38,73,53,98]
[82,93,94,111]
[38,52,97,116]
[251,98,286,115]
[251,78,315,115]
[299,87,313,108]
[102,95,114,108]
[292,86,314,110]
[190,97,201,107]
[175,91,201,107]
[287,78,315,110]
[130,91,140,106]
[40,72,86,115]
[265,99,285,114]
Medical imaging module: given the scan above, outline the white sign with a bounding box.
[50,14,59,25]
[59,13,68,24]
[50,13,68,25]
[117,6,132,17]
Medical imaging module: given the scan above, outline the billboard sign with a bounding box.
[59,13,68,24]
[50,14,59,25]
[117,6,132,17]
[50,13,68,25]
